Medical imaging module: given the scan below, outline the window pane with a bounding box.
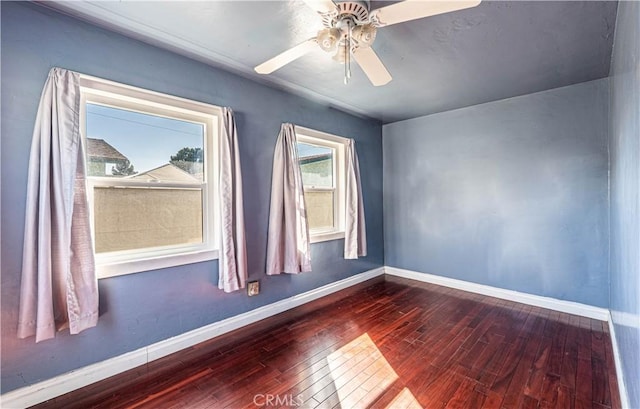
[86,103,205,182]
[93,187,203,253]
[306,191,334,231]
[297,142,333,188]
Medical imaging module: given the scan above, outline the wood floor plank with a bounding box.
[561,323,580,390]
[415,368,462,408]
[525,335,552,399]
[446,377,487,408]
[31,276,620,409]
[478,386,503,409]
[501,338,544,408]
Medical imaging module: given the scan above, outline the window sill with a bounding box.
[97,249,219,279]
[310,231,345,244]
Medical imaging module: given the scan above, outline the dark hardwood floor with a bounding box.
[33,276,621,409]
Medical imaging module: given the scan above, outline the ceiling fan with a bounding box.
[254,0,481,86]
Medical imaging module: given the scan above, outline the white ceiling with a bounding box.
[44,1,618,123]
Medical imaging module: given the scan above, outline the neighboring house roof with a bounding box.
[169,160,204,178]
[128,163,200,183]
[87,138,128,162]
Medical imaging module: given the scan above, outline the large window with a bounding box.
[296,127,347,243]
[80,76,220,278]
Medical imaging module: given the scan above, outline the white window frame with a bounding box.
[79,75,221,279]
[295,126,348,244]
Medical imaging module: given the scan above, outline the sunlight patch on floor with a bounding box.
[327,333,399,408]
[384,387,422,408]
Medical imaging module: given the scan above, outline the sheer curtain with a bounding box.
[344,139,367,259]
[266,123,312,275]
[18,68,99,342]
[218,108,248,292]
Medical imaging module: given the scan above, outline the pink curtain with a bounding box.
[266,123,312,275]
[18,68,98,342]
[344,139,367,259]
[218,108,248,292]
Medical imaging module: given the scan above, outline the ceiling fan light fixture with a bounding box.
[317,27,341,52]
[352,23,376,47]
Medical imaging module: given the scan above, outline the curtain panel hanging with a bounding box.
[266,123,312,275]
[218,108,248,292]
[344,139,367,259]
[18,67,99,342]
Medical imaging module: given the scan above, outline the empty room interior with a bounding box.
[1,0,639,408]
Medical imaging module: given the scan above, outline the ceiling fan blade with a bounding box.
[301,0,337,14]
[372,0,481,27]
[255,38,318,74]
[352,47,392,86]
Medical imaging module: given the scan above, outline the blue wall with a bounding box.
[609,1,640,406]
[383,79,610,307]
[0,2,383,393]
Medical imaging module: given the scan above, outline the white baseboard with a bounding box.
[0,267,385,409]
[384,266,610,321]
[608,313,632,409]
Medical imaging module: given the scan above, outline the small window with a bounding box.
[296,127,348,243]
[80,76,221,278]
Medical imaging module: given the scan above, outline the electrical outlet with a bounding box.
[247,281,259,296]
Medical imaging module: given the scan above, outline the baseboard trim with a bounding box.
[0,267,385,408]
[384,266,610,321]
[607,313,632,409]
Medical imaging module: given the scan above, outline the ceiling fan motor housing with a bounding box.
[336,1,369,22]
[321,1,370,27]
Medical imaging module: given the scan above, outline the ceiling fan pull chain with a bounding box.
[345,20,352,84]
[344,40,348,84]
[348,23,352,80]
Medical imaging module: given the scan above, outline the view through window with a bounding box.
[86,103,206,253]
[297,141,335,232]
[81,77,219,277]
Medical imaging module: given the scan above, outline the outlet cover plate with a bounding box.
[247,281,259,296]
